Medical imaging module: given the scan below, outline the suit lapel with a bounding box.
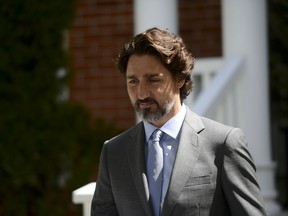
[162,109,205,216]
[125,123,153,216]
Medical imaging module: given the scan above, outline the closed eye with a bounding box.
[150,79,161,84]
[127,78,138,85]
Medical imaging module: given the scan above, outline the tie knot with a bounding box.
[152,129,163,143]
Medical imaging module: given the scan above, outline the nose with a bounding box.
[137,82,150,100]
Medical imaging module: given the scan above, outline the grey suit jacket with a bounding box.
[91,108,267,216]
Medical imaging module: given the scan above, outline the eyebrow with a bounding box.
[126,73,162,79]
[126,75,136,79]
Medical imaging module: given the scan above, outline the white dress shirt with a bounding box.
[144,105,187,204]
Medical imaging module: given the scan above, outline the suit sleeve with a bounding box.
[222,128,268,216]
[91,142,119,216]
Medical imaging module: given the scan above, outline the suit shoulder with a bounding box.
[104,122,144,147]
[199,117,240,142]
[201,117,233,131]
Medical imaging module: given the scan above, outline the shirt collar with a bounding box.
[143,104,187,142]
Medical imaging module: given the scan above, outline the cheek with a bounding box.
[127,87,136,101]
[156,83,175,97]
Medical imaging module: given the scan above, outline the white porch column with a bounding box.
[134,0,178,123]
[134,0,178,34]
[222,0,281,214]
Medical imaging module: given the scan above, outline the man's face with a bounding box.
[126,54,183,127]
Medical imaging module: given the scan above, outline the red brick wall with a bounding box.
[69,0,135,129]
[179,0,222,57]
[69,0,222,129]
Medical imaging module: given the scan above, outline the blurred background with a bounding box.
[0,0,287,215]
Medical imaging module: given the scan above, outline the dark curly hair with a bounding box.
[117,27,195,102]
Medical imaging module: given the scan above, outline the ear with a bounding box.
[176,79,185,89]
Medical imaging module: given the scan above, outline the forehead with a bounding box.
[126,54,170,77]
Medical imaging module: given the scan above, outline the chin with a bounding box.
[142,110,165,123]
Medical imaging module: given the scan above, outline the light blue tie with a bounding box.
[147,129,164,216]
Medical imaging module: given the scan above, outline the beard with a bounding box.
[134,97,175,123]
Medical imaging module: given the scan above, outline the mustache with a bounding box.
[136,98,158,106]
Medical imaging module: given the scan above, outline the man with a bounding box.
[91,27,267,216]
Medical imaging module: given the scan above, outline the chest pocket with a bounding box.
[185,174,212,187]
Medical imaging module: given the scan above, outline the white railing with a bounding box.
[187,57,243,127]
[188,57,224,102]
[72,57,244,216]
[72,182,96,216]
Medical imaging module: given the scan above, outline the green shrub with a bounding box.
[0,0,121,215]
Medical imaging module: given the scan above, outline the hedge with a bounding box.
[0,0,120,215]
